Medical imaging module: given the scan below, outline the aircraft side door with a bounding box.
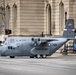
[16,43,22,56]
[21,42,30,56]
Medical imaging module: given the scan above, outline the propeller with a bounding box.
[31,37,41,45]
[31,37,58,45]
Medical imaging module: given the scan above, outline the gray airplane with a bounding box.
[0,19,75,58]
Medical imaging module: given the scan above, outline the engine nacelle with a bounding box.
[31,37,41,45]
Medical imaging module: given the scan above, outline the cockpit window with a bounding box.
[10,39,15,43]
[3,38,15,45]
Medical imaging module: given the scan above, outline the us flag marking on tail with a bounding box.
[68,23,72,26]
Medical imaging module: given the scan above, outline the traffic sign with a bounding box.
[1,24,5,28]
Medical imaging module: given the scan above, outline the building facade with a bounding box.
[0,0,76,36]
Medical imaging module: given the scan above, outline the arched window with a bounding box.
[13,4,17,34]
[46,4,51,35]
[0,6,3,34]
[6,5,10,29]
[59,2,65,34]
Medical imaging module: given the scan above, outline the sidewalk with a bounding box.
[51,52,62,57]
[51,52,76,57]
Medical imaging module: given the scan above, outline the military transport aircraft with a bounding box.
[0,19,75,58]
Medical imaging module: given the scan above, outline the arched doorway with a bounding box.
[59,2,65,34]
[47,4,52,35]
[13,4,17,34]
[0,6,3,34]
[6,5,10,29]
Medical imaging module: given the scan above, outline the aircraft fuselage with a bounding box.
[0,37,67,58]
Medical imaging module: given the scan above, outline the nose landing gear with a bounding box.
[10,56,15,58]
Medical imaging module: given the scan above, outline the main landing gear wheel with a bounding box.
[35,55,47,58]
[35,55,40,58]
[42,55,47,58]
[10,56,15,58]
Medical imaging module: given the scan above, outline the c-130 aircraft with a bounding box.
[0,19,75,58]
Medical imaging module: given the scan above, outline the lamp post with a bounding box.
[2,0,6,35]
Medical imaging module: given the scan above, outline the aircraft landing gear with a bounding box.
[10,56,15,58]
[30,54,47,58]
[30,56,34,58]
[42,55,47,58]
[35,55,40,58]
[62,44,68,55]
[35,55,47,58]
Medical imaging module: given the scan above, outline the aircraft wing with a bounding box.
[31,38,58,55]
[39,39,58,44]
[31,37,58,45]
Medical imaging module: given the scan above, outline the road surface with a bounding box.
[0,53,76,75]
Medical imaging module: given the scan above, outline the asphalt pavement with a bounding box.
[0,53,76,75]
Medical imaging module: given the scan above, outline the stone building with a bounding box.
[0,0,76,36]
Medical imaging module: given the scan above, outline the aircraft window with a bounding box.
[8,46,15,49]
[8,46,12,49]
[10,39,15,43]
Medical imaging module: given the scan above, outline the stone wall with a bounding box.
[20,0,44,35]
[0,0,75,36]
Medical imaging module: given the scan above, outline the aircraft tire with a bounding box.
[35,55,47,58]
[30,56,34,58]
[35,55,37,58]
[40,55,44,58]
[42,55,47,58]
[35,55,40,58]
[10,56,15,58]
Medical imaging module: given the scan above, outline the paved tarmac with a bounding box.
[0,53,76,75]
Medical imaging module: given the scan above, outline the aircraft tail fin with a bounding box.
[63,19,75,39]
